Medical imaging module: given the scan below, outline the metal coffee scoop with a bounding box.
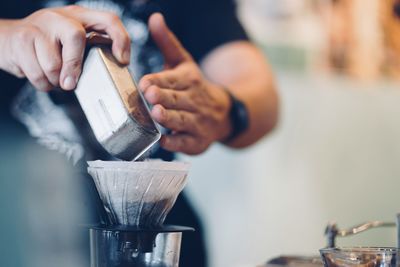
[325,221,396,248]
[263,218,400,267]
[75,33,161,161]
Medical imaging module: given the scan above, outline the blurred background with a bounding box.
[2,0,400,267]
[185,0,400,266]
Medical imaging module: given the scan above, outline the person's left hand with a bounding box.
[139,13,232,155]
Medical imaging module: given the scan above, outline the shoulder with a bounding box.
[158,0,248,62]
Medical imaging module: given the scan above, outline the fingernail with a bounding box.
[63,76,76,90]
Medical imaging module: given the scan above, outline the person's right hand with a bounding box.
[0,5,131,91]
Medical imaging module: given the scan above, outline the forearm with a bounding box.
[227,69,278,148]
[201,41,278,148]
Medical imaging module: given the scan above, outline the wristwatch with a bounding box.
[224,89,249,142]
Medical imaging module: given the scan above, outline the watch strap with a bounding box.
[224,89,249,142]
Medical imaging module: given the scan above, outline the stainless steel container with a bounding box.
[75,42,160,161]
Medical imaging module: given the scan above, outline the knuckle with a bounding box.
[12,66,25,78]
[68,27,86,43]
[41,82,53,92]
[150,74,160,83]
[39,9,63,21]
[167,75,177,88]
[64,5,83,13]
[160,109,169,123]
[171,92,179,106]
[155,106,167,123]
[64,57,82,71]
[15,71,25,78]
[106,13,120,24]
[189,75,202,87]
[179,113,186,124]
[44,60,62,75]
[149,86,161,102]
[31,9,47,19]
[31,73,44,83]
[141,74,151,82]
[139,77,152,91]
[143,75,158,86]
[145,86,160,105]
[30,72,46,84]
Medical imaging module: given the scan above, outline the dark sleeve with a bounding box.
[0,1,39,18]
[0,1,40,116]
[161,0,249,62]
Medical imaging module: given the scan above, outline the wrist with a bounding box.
[217,87,233,142]
[220,88,249,144]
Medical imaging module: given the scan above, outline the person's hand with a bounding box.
[0,5,130,91]
[139,13,232,155]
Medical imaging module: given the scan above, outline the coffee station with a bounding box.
[2,1,400,267]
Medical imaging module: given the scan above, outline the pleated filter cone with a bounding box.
[87,160,189,227]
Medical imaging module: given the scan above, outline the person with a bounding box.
[0,1,278,266]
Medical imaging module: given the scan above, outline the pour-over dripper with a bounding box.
[87,160,189,227]
[87,161,192,267]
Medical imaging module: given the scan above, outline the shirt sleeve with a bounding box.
[0,0,39,19]
[161,0,249,62]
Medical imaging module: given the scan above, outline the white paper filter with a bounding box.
[87,160,189,227]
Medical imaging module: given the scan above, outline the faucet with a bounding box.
[325,221,396,248]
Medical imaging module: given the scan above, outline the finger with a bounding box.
[144,85,195,111]
[57,19,86,90]
[151,104,198,133]
[34,34,62,87]
[160,134,205,155]
[148,13,192,67]
[61,5,131,64]
[139,66,191,91]
[19,41,53,91]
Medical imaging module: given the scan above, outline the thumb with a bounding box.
[148,13,192,68]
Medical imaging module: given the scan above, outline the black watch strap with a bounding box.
[224,89,249,142]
